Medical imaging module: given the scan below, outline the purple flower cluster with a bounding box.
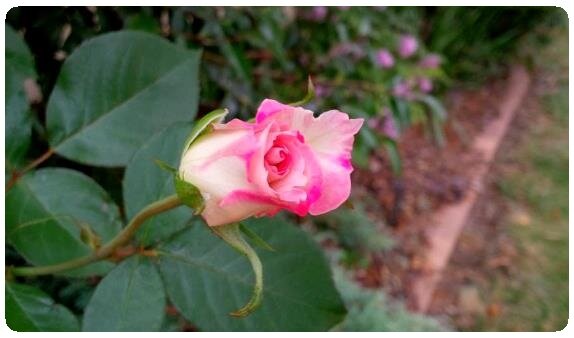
[368,108,400,140]
[330,42,366,60]
[375,49,395,68]
[419,54,442,69]
[398,35,418,58]
[310,6,327,21]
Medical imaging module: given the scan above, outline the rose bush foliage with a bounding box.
[5,6,459,332]
[5,27,351,332]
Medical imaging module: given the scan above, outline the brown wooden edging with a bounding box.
[409,65,531,313]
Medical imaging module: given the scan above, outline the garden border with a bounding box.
[409,65,531,313]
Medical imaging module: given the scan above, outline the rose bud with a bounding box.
[398,34,418,58]
[179,100,364,226]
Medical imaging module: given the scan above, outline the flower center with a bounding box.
[264,144,291,182]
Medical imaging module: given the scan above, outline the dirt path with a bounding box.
[409,65,531,313]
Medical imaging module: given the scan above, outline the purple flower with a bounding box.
[315,84,331,98]
[382,109,399,140]
[392,80,414,100]
[368,109,400,140]
[419,54,442,69]
[375,49,395,68]
[418,77,433,93]
[329,42,365,60]
[311,6,328,21]
[367,118,380,130]
[398,35,418,58]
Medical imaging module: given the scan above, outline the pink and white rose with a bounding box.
[179,100,364,226]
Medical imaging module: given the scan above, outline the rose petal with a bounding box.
[301,110,363,158]
[302,110,363,214]
[255,102,363,214]
[179,128,277,226]
[255,99,294,124]
[309,157,352,215]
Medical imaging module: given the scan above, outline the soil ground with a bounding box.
[427,26,568,331]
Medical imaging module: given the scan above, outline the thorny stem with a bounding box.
[9,194,183,277]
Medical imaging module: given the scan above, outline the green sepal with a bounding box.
[239,223,275,252]
[174,174,205,215]
[153,158,177,174]
[211,223,263,317]
[180,108,228,158]
[289,76,315,107]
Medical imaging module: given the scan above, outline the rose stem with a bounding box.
[9,194,183,277]
[6,148,55,192]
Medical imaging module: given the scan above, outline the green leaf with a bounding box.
[5,282,80,332]
[124,13,161,34]
[418,95,447,147]
[5,168,123,277]
[418,94,448,121]
[212,223,263,317]
[82,256,165,331]
[383,138,402,176]
[319,206,395,253]
[123,123,194,246]
[258,14,293,71]
[46,31,201,166]
[5,62,33,174]
[209,21,252,85]
[5,24,35,77]
[5,24,35,173]
[158,217,347,331]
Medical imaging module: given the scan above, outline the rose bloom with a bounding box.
[179,100,364,226]
[419,54,442,69]
[398,35,418,58]
[375,49,395,68]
